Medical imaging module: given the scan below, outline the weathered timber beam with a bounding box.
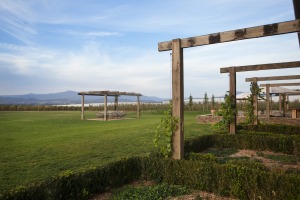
[220,61,300,73]
[158,19,300,51]
[78,91,142,96]
[260,82,300,87]
[293,0,300,47]
[246,75,300,82]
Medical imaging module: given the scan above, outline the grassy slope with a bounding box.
[0,110,212,192]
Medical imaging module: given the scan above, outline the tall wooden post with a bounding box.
[229,67,236,134]
[81,95,85,120]
[266,84,270,118]
[270,95,273,115]
[283,94,287,115]
[114,96,118,111]
[287,95,289,110]
[104,95,107,121]
[293,0,300,47]
[137,95,141,118]
[253,78,258,125]
[172,39,184,159]
[279,94,282,112]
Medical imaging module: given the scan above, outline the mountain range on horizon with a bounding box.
[0,91,167,105]
[0,90,245,105]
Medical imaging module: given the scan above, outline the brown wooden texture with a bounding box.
[81,95,85,120]
[279,95,282,112]
[252,78,258,125]
[104,95,107,121]
[114,96,118,111]
[229,67,236,134]
[293,0,300,47]
[266,84,270,118]
[78,91,141,96]
[78,90,142,120]
[221,61,300,73]
[172,39,184,159]
[159,20,300,51]
[137,95,140,118]
[260,82,300,87]
[246,75,300,82]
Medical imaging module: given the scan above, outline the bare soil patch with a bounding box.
[230,149,300,172]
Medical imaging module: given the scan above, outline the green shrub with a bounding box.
[142,156,300,200]
[184,135,215,153]
[185,134,300,156]
[204,148,238,157]
[110,183,190,200]
[226,159,269,172]
[237,124,300,135]
[186,153,218,163]
[0,157,142,200]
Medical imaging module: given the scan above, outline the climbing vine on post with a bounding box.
[154,102,179,158]
[213,92,236,133]
[245,81,263,124]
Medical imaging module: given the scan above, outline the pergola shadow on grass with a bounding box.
[158,0,300,159]
[78,91,142,121]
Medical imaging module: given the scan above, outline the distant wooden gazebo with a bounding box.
[245,75,300,120]
[78,91,142,121]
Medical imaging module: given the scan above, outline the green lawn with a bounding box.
[0,110,212,192]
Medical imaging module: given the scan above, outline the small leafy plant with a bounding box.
[245,81,264,124]
[213,92,236,133]
[154,102,178,158]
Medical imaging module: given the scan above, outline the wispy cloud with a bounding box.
[0,0,299,97]
[60,30,120,38]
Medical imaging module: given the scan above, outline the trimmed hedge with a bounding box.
[185,134,300,156]
[0,157,142,200]
[142,156,300,200]
[237,124,300,135]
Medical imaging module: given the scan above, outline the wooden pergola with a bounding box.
[78,91,142,121]
[158,0,300,159]
[260,82,300,116]
[245,75,300,121]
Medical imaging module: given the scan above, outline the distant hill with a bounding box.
[0,91,165,105]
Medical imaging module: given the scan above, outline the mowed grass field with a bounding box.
[0,110,212,192]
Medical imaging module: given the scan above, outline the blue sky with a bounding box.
[0,0,299,98]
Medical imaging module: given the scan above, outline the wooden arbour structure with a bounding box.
[221,62,300,132]
[260,82,300,117]
[246,75,300,120]
[158,1,300,159]
[78,91,142,121]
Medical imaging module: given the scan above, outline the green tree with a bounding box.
[203,92,208,111]
[188,94,193,111]
[211,94,215,109]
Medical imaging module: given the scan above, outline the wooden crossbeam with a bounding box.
[260,82,300,87]
[158,19,300,51]
[246,75,300,82]
[78,91,142,96]
[220,61,300,73]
